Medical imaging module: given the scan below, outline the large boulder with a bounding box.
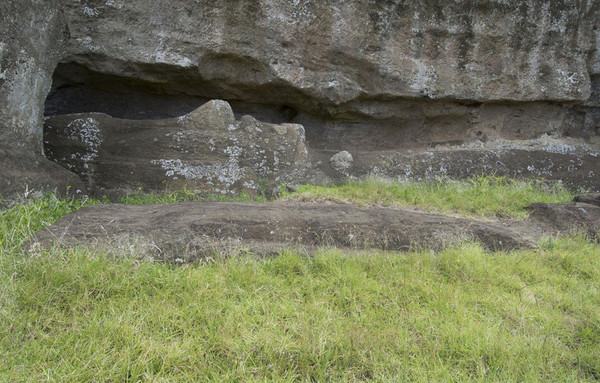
[33,201,535,260]
[44,100,310,196]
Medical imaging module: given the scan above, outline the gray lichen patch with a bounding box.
[66,117,103,162]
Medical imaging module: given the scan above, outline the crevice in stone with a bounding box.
[45,62,208,120]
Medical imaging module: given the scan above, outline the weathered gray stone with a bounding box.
[44,100,310,196]
[330,151,353,173]
[2,1,600,197]
[33,201,535,259]
[32,199,600,259]
[0,0,85,197]
[48,1,600,147]
[525,202,600,239]
[327,145,600,192]
[61,1,597,103]
[0,0,63,150]
[575,193,600,207]
[185,100,235,131]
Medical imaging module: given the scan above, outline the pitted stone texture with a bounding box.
[0,0,64,149]
[330,151,353,173]
[33,201,535,260]
[44,100,310,196]
[61,1,598,104]
[0,0,90,198]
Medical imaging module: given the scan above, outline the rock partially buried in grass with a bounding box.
[525,202,600,239]
[34,201,535,261]
[575,193,600,208]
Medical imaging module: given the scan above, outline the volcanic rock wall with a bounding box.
[0,0,83,196]
[1,0,600,196]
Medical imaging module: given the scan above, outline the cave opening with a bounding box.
[42,62,489,155]
[43,61,370,157]
[43,62,593,159]
[44,62,301,123]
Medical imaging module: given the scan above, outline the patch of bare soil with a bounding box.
[33,199,600,261]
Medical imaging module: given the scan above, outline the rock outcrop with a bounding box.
[575,193,600,207]
[315,140,600,190]
[33,201,535,260]
[32,199,600,260]
[1,1,600,197]
[525,201,600,239]
[60,1,598,102]
[44,100,310,196]
[0,0,84,197]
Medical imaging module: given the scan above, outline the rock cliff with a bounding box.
[0,0,84,196]
[1,0,600,197]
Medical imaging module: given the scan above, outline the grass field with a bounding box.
[283,175,575,219]
[1,178,599,382]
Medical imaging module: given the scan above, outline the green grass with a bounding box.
[1,179,598,382]
[119,188,267,205]
[283,175,575,219]
[2,238,599,381]
[0,193,100,253]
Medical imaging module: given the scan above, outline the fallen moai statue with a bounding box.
[44,100,310,197]
[33,198,600,261]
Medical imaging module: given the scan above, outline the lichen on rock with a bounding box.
[2,1,600,197]
[44,100,311,195]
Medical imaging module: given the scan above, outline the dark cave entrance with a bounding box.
[43,62,481,154]
[43,62,595,158]
[44,62,301,123]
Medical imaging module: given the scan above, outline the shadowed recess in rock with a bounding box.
[44,62,597,154]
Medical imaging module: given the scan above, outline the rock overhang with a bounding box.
[2,0,600,198]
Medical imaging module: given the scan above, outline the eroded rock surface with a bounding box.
[44,98,600,193]
[61,1,597,103]
[0,0,85,197]
[575,193,600,207]
[2,1,600,197]
[316,142,600,191]
[329,151,353,174]
[44,100,310,196]
[48,1,600,151]
[34,201,534,260]
[525,202,600,239]
[33,199,600,260]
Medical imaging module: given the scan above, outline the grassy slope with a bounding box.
[283,175,575,219]
[1,179,598,382]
